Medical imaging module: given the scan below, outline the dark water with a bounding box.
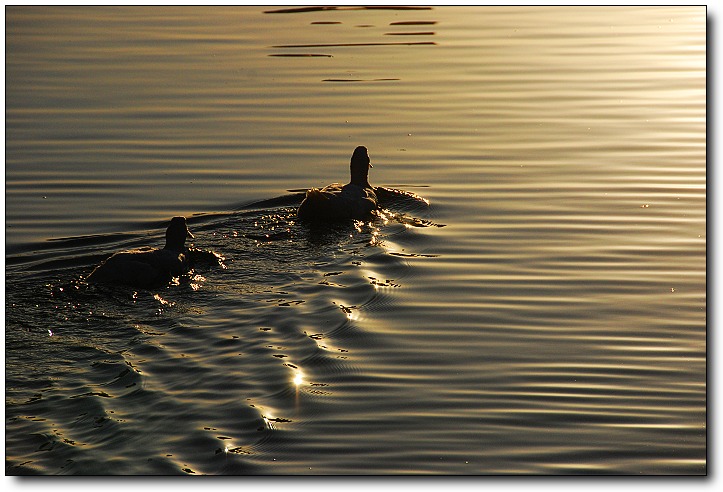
[5,6,706,475]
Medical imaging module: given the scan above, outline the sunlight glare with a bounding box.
[294,372,304,387]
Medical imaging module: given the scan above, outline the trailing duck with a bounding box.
[86,216,195,288]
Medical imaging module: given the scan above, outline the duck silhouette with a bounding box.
[297,146,378,221]
[86,216,195,288]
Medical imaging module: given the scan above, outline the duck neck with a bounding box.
[163,242,185,252]
[164,233,186,252]
[350,165,371,188]
[350,175,370,188]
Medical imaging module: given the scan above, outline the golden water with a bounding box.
[5,6,706,475]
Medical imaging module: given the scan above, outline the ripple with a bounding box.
[5,5,706,476]
[264,6,433,14]
[322,78,401,83]
[269,53,334,58]
[384,32,436,36]
[272,42,437,48]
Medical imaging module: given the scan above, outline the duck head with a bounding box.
[349,145,373,187]
[164,216,194,251]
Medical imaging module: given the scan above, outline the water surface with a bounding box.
[5,6,706,475]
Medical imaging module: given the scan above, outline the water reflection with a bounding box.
[390,21,438,25]
[322,78,401,83]
[272,41,437,48]
[264,6,434,14]
[384,32,436,36]
[269,53,334,58]
[4,5,706,476]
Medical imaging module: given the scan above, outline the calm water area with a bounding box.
[4,6,706,475]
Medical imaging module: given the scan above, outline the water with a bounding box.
[4,6,706,475]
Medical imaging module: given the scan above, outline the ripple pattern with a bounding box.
[5,6,706,475]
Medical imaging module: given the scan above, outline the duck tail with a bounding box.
[297,188,331,220]
[304,187,323,199]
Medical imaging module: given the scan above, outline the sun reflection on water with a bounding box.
[293,371,304,387]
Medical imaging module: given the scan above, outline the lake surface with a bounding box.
[4,6,706,475]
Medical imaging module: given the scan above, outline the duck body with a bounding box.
[297,146,378,222]
[86,216,195,288]
[298,182,378,221]
[86,247,190,288]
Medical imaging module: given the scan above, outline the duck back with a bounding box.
[86,247,189,288]
[298,183,377,221]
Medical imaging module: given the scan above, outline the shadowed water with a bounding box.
[5,6,706,475]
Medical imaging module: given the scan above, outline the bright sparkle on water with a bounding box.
[293,372,304,387]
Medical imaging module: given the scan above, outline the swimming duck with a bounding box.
[297,146,378,221]
[86,216,195,288]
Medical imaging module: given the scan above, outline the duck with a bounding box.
[297,146,378,221]
[86,216,195,288]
